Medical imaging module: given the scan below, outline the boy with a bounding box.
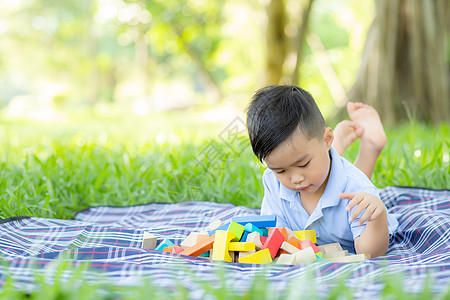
[246,85,398,257]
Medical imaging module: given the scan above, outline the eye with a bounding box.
[275,170,285,174]
[299,161,310,168]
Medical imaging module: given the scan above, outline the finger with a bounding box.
[345,193,364,212]
[347,195,367,220]
[340,193,357,200]
[357,204,376,225]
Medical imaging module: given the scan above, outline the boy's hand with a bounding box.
[340,192,386,226]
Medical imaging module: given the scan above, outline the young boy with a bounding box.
[246,85,398,258]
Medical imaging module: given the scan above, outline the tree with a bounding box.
[349,0,450,124]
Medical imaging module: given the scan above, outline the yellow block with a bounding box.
[212,230,235,262]
[228,242,255,252]
[294,230,317,243]
[238,248,272,264]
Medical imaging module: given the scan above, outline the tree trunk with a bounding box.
[265,0,287,85]
[348,0,449,125]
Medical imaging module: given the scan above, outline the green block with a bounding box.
[227,221,245,242]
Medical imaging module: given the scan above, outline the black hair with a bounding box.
[246,85,326,162]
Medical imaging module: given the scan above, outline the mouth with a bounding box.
[296,185,310,192]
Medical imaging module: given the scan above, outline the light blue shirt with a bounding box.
[260,146,399,253]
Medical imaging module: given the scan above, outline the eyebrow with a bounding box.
[267,154,308,170]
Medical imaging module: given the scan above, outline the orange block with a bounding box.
[171,246,184,254]
[163,246,175,252]
[180,234,215,257]
[287,240,300,249]
[268,228,288,241]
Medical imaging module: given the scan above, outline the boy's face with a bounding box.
[264,127,334,199]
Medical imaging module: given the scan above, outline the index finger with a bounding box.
[339,193,356,200]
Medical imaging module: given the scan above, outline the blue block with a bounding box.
[208,222,231,236]
[199,251,210,257]
[244,223,264,236]
[316,255,327,262]
[154,239,175,251]
[261,228,269,237]
[231,215,277,228]
[240,230,249,242]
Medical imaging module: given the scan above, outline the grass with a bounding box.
[0,112,449,299]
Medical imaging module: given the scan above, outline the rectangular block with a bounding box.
[293,247,317,264]
[180,235,215,257]
[240,230,249,242]
[208,219,223,232]
[228,242,255,252]
[299,239,321,253]
[141,232,157,249]
[276,254,296,265]
[323,250,348,259]
[317,242,343,255]
[269,227,288,241]
[285,227,298,241]
[238,248,272,264]
[280,241,301,254]
[227,222,245,242]
[260,235,267,245]
[261,228,285,259]
[243,223,264,236]
[294,230,317,243]
[180,232,209,249]
[211,230,235,262]
[239,249,256,259]
[154,239,175,252]
[231,215,277,228]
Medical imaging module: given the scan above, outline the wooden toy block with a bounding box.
[211,230,235,262]
[316,251,322,258]
[208,219,223,232]
[261,228,285,259]
[228,242,255,252]
[155,239,175,252]
[269,227,288,241]
[199,251,210,257]
[243,223,264,236]
[208,222,230,236]
[227,222,245,242]
[286,240,300,249]
[324,253,371,263]
[180,232,209,249]
[260,235,267,245]
[294,230,317,243]
[317,242,343,255]
[293,247,317,264]
[276,254,296,265]
[280,241,301,254]
[180,234,215,257]
[285,227,298,241]
[240,231,249,242]
[323,250,348,259]
[231,215,277,228]
[246,232,263,250]
[163,246,175,252]
[239,249,256,259]
[141,232,157,249]
[261,228,269,237]
[238,248,272,264]
[316,255,327,262]
[200,230,209,235]
[299,239,321,253]
[164,246,184,254]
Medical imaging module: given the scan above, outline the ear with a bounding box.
[323,127,334,150]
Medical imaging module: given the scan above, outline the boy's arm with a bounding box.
[340,192,389,257]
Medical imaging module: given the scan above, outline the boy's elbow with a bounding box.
[354,236,389,258]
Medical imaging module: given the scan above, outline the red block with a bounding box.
[260,235,268,245]
[269,227,288,241]
[261,228,285,259]
[299,239,320,253]
[171,246,184,254]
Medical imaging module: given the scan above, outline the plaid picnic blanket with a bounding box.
[0,186,449,298]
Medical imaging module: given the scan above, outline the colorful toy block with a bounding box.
[260,235,267,245]
[199,251,210,257]
[208,222,231,236]
[246,231,263,250]
[228,242,255,252]
[154,239,175,252]
[244,223,264,236]
[180,234,215,257]
[261,228,285,259]
[163,246,184,254]
[261,228,269,237]
[299,239,321,253]
[240,231,249,242]
[238,248,272,264]
[227,222,245,242]
[239,249,256,259]
[269,227,288,241]
[276,254,296,265]
[293,247,317,264]
[231,215,277,228]
[280,241,301,254]
[285,227,298,241]
[211,230,235,262]
[141,232,157,249]
[208,219,223,232]
[317,242,343,255]
[180,232,209,249]
[315,255,327,262]
[322,250,349,259]
[294,230,317,243]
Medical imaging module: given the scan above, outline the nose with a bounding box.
[291,172,304,185]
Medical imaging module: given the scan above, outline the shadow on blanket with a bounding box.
[0,186,449,297]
